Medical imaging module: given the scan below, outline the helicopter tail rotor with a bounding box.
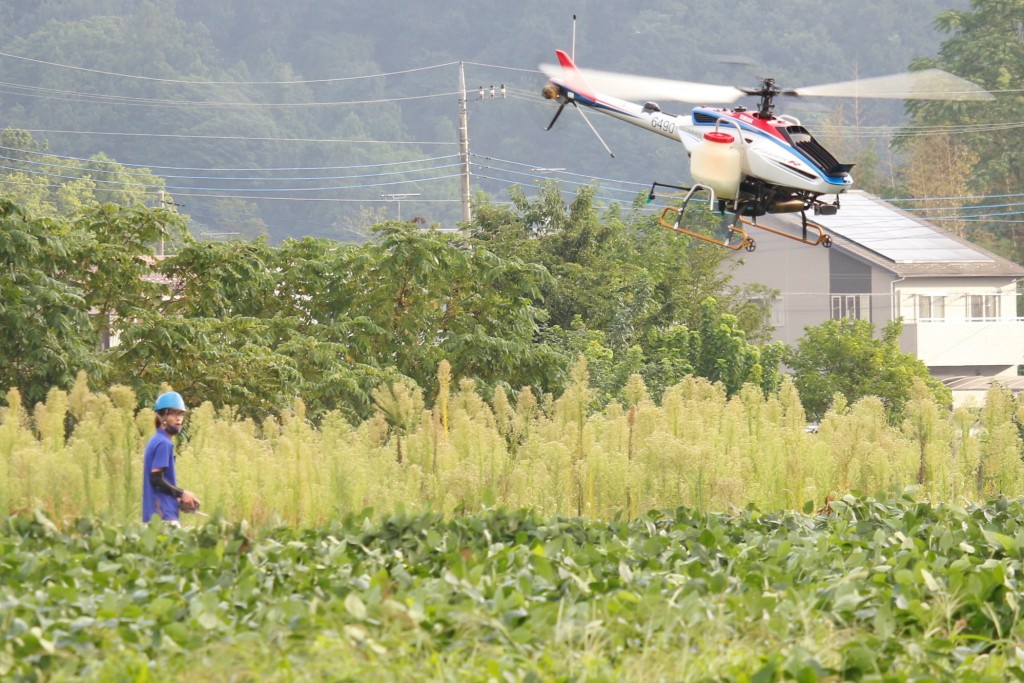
[541,51,614,156]
[544,101,567,131]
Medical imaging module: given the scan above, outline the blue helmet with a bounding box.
[154,391,187,412]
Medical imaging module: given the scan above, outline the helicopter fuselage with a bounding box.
[544,81,853,216]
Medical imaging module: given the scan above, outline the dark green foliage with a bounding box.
[103,220,564,421]
[73,203,185,336]
[0,196,571,420]
[1,190,782,421]
[4,494,1024,680]
[0,199,188,408]
[471,184,781,403]
[0,200,100,407]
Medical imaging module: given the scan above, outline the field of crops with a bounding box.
[5,374,1024,679]
[3,495,1024,682]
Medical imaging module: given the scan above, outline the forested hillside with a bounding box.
[0,0,979,244]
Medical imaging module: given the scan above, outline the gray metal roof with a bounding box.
[943,376,1024,393]
[762,191,1024,278]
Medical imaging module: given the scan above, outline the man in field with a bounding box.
[142,391,200,525]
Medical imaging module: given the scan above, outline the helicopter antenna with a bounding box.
[571,14,577,61]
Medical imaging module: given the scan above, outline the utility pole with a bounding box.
[158,190,165,256]
[157,189,183,256]
[380,192,421,222]
[458,61,472,224]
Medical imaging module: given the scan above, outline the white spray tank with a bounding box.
[689,130,742,200]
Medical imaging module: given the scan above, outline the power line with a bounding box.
[0,145,461,172]
[8,149,1024,235]
[470,172,654,210]
[0,50,460,85]
[166,191,463,203]
[463,62,543,75]
[0,83,461,108]
[471,164,641,199]
[19,129,459,145]
[0,171,466,205]
[891,191,1024,202]
[0,161,464,194]
[0,149,465,182]
[7,136,1024,224]
[472,153,650,189]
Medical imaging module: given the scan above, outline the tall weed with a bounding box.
[2,368,1021,525]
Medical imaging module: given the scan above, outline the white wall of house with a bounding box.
[870,269,897,324]
[725,226,1024,377]
[892,277,1023,373]
[719,193,1024,408]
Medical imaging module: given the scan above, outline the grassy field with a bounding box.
[3,496,1024,682]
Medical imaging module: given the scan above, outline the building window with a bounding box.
[831,294,871,322]
[769,297,784,326]
[968,294,1000,321]
[917,295,946,321]
[749,296,785,326]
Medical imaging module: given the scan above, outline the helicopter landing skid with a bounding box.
[648,181,755,252]
[737,213,832,248]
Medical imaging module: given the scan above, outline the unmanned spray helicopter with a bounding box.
[540,50,992,251]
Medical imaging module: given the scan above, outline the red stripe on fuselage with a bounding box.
[715,109,788,141]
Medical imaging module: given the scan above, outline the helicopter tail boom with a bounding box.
[541,52,689,145]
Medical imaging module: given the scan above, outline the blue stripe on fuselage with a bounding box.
[563,87,644,122]
[692,110,850,188]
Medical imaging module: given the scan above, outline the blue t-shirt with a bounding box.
[142,429,179,522]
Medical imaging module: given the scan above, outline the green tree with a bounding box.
[901,132,979,239]
[692,297,785,397]
[0,200,100,406]
[73,203,186,341]
[107,315,301,419]
[0,130,167,219]
[115,235,396,421]
[159,238,283,319]
[786,318,951,422]
[335,222,561,393]
[109,223,562,420]
[637,324,696,400]
[544,298,784,405]
[903,0,1024,260]
[471,183,780,400]
[471,183,771,346]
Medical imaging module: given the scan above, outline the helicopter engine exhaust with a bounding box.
[771,199,806,213]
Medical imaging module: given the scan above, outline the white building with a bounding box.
[726,191,1024,407]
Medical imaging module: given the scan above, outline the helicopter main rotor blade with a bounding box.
[791,69,993,101]
[541,63,744,104]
